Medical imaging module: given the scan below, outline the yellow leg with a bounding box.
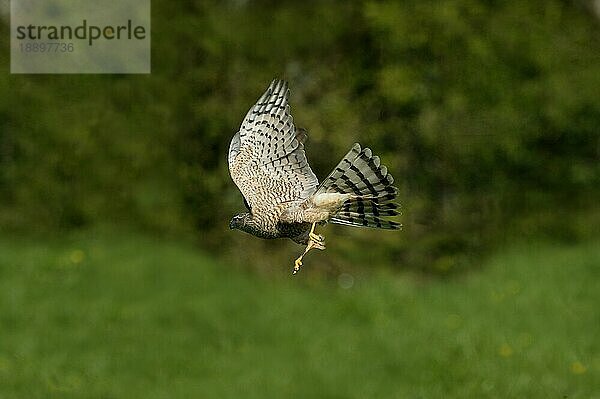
[308,222,324,243]
[293,224,326,275]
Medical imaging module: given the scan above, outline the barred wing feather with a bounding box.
[228,80,319,211]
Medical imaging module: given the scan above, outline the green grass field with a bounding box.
[0,231,598,398]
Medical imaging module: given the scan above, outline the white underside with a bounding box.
[310,192,353,212]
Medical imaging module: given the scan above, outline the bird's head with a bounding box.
[229,213,251,230]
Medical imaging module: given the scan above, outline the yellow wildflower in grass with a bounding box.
[69,249,85,264]
[499,343,513,357]
[571,361,587,375]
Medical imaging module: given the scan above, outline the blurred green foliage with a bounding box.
[0,1,599,272]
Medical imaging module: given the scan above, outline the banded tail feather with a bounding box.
[317,143,402,230]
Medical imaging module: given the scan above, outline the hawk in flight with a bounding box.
[228,79,401,274]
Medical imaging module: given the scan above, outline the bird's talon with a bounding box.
[309,233,324,243]
[293,258,303,275]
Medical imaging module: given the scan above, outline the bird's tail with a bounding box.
[315,143,401,230]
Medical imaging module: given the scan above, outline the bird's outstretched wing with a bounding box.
[228,79,319,212]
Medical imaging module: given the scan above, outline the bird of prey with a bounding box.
[228,79,401,274]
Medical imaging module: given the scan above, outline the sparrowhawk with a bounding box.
[228,79,401,274]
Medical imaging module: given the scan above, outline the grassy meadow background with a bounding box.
[0,0,599,397]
